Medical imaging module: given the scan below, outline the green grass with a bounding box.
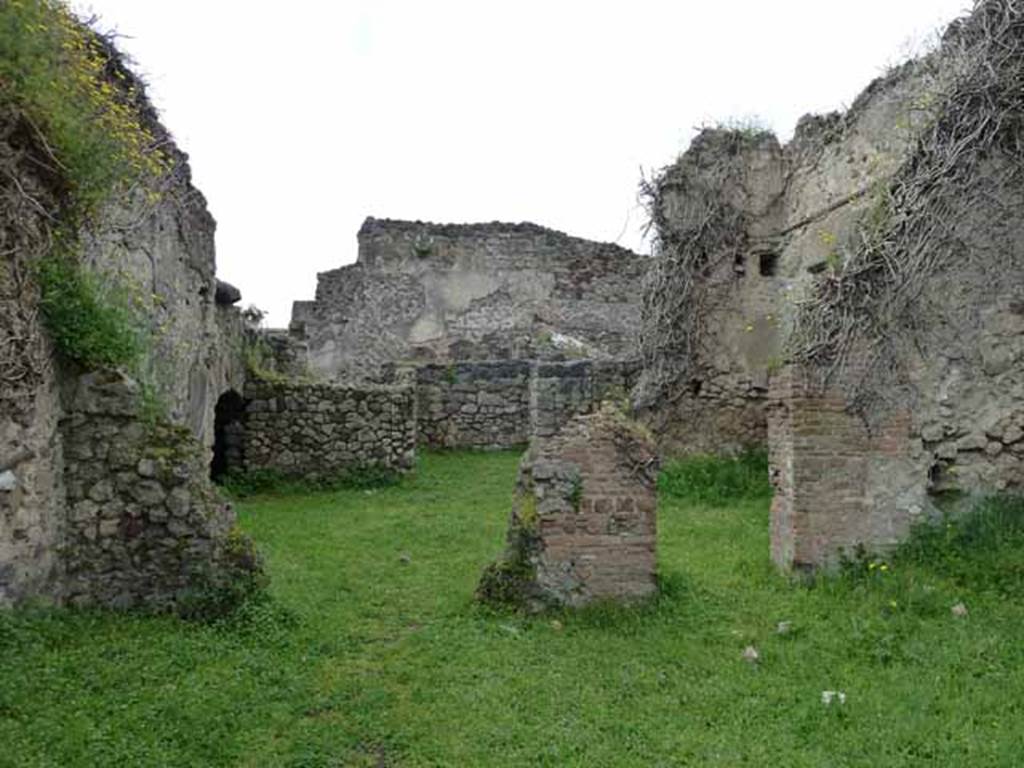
[2,450,1024,766]
[658,448,772,506]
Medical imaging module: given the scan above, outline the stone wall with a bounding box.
[412,361,532,449]
[531,360,641,439]
[240,380,416,478]
[1,34,250,607]
[60,371,258,608]
[296,218,649,381]
[478,404,659,609]
[390,359,640,450]
[638,58,941,457]
[758,3,1024,569]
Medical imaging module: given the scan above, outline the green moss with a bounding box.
[516,488,538,531]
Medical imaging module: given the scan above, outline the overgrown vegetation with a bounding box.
[658,448,772,505]
[0,1,168,380]
[789,0,1024,414]
[893,495,1024,595]
[2,451,1024,764]
[0,0,167,218]
[33,247,146,369]
[176,528,270,623]
[636,128,761,407]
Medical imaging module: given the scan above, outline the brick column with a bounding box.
[768,366,924,571]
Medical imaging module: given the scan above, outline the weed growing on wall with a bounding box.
[0,0,167,218]
[1,1,169,377]
[33,246,146,369]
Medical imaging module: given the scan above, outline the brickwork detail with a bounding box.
[478,404,659,609]
[768,366,926,571]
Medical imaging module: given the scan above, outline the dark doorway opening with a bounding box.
[211,389,245,482]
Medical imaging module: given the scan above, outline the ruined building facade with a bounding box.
[640,0,1024,569]
[291,218,649,381]
[0,37,256,607]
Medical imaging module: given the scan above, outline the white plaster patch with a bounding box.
[0,470,17,492]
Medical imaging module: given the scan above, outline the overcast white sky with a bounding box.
[76,1,967,327]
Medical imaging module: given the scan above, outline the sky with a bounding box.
[75,0,968,327]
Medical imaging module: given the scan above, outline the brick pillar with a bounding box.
[477,404,659,609]
[768,365,925,571]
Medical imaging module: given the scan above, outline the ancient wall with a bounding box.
[412,361,533,449]
[0,104,65,604]
[296,218,648,381]
[241,380,416,478]
[390,359,641,450]
[1,28,251,607]
[531,360,641,440]
[767,367,924,571]
[478,404,659,610]
[638,1,1024,569]
[638,58,942,457]
[61,372,257,608]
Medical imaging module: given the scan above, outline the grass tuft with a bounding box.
[658,448,771,505]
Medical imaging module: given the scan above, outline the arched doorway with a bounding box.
[211,389,246,481]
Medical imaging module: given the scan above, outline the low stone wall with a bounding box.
[478,404,659,609]
[414,361,532,449]
[242,380,416,477]
[60,371,260,609]
[397,359,640,450]
[532,360,640,439]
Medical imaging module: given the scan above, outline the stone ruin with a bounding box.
[5,0,1023,615]
[290,217,649,381]
[638,0,1024,570]
[0,32,262,607]
[477,404,659,610]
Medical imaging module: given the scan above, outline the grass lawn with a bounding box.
[2,450,1023,766]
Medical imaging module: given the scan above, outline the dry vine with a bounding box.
[0,108,58,417]
[635,130,764,407]
[788,0,1024,415]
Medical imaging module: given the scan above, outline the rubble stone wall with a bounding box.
[395,359,641,450]
[241,380,417,478]
[60,372,254,608]
[297,218,649,381]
